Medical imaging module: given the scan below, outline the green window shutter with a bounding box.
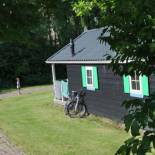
[123,75,130,93]
[81,66,87,87]
[93,66,99,89]
[142,75,149,96]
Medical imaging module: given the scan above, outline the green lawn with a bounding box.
[0,87,128,155]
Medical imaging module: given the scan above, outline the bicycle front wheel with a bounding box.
[67,101,76,117]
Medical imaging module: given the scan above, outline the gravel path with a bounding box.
[0,133,24,155]
[0,85,52,155]
[0,86,52,100]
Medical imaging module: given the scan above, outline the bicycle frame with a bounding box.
[74,95,79,113]
[69,90,86,114]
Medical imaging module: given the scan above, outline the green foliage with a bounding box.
[0,0,42,43]
[0,42,53,87]
[0,0,83,44]
[73,0,103,28]
[116,94,155,155]
[99,0,155,76]
[0,0,84,88]
[73,0,155,76]
[111,1,154,75]
[73,0,95,16]
[39,0,83,46]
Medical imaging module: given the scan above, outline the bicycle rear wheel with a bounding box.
[77,104,87,118]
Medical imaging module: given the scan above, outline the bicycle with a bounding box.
[65,90,89,118]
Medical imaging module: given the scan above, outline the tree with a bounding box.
[0,0,42,43]
[38,0,83,46]
[73,0,155,154]
[0,0,84,88]
[73,0,103,29]
[0,0,83,45]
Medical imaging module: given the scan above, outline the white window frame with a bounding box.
[85,66,94,87]
[129,72,142,94]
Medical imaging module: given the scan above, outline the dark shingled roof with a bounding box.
[46,28,115,63]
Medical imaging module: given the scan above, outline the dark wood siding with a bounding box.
[67,64,155,120]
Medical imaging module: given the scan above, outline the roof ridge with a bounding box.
[86,27,104,32]
[46,31,87,62]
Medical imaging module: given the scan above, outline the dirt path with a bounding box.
[0,85,52,155]
[0,86,52,100]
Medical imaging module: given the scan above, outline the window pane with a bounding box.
[87,78,92,84]
[131,72,140,81]
[87,70,92,76]
[136,81,140,90]
[132,81,136,90]
[87,70,89,76]
[87,69,93,85]
[87,78,90,84]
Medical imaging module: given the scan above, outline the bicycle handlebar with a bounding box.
[71,90,86,97]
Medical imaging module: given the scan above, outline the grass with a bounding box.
[0,87,128,155]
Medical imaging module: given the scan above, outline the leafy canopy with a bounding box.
[0,0,42,43]
[0,0,83,87]
[73,0,155,76]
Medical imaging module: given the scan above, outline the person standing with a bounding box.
[16,77,21,95]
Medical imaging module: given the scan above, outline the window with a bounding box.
[123,73,149,97]
[86,67,93,87]
[130,72,141,92]
[131,77,140,90]
[81,66,99,90]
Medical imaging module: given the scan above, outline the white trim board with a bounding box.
[45,60,137,64]
[46,60,112,64]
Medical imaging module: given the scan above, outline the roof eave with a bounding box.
[45,60,112,64]
[45,60,132,64]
